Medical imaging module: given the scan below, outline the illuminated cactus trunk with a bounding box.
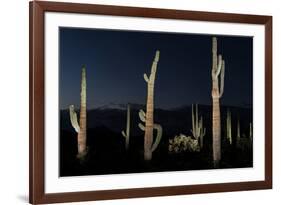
[211,37,225,168]
[138,50,162,161]
[69,66,87,160]
[121,104,130,150]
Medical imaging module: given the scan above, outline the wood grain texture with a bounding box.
[29,1,45,204]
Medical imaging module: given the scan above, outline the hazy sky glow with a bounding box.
[59,27,253,110]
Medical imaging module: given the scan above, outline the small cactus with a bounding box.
[238,122,253,150]
[121,104,131,150]
[226,109,232,144]
[190,104,206,149]
[242,123,253,140]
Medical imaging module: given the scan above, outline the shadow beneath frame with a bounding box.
[17,194,28,203]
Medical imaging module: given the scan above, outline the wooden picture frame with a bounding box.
[29,1,272,204]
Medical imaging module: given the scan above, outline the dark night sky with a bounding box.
[59,27,253,110]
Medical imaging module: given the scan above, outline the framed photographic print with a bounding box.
[29,1,272,204]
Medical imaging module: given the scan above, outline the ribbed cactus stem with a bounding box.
[121,104,130,150]
[211,37,225,168]
[69,66,88,160]
[138,50,163,161]
[226,109,232,144]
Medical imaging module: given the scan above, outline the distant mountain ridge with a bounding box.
[60,104,252,138]
[88,103,252,111]
[95,103,144,111]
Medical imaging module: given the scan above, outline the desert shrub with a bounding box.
[168,134,200,153]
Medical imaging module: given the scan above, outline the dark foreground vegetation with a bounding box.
[60,105,252,176]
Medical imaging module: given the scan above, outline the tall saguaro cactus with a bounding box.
[69,66,88,160]
[211,37,225,168]
[138,50,163,161]
[191,104,206,149]
[226,109,232,144]
[121,104,131,150]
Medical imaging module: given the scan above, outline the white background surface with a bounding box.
[0,0,279,204]
[44,11,265,194]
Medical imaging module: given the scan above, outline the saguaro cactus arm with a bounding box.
[138,123,145,131]
[143,50,160,83]
[69,105,80,133]
[138,108,163,153]
[143,74,149,83]
[139,122,162,152]
[121,131,126,137]
[215,55,223,77]
[219,60,225,97]
[151,124,163,152]
[139,109,146,122]
[138,109,146,131]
